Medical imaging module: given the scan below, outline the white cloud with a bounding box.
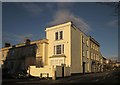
[49,9,91,33]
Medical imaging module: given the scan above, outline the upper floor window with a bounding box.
[60,31,63,40]
[86,50,89,58]
[93,44,94,49]
[91,52,93,59]
[55,32,58,40]
[91,43,92,48]
[54,44,64,55]
[56,45,61,54]
[83,50,85,57]
[55,31,63,40]
[86,40,89,46]
[82,36,85,43]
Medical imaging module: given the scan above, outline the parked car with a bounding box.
[13,72,29,79]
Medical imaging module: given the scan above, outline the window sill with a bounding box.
[54,39,63,41]
[50,54,66,58]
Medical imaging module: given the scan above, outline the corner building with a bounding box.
[1,21,103,78]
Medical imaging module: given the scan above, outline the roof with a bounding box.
[89,36,100,47]
[1,38,48,50]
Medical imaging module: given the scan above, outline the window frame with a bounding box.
[54,44,64,55]
[55,31,63,40]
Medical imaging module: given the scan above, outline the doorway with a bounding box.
[83,62,85,74]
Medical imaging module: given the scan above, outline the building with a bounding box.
[0,39,48,74]
[29,21,103,78]
[1,21,103,78]
[89,36,103,72]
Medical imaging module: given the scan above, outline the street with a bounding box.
[2,69,120,85]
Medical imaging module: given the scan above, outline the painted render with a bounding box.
[1,21,103,78]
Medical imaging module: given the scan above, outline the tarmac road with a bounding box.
[2,69,120,85]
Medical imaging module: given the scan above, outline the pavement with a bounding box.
[2,69,120,85]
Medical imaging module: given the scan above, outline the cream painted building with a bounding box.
[45,22,103,74]
[1,21,103,78]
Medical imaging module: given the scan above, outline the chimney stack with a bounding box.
[25,39,31,45]
[5,43,11,47]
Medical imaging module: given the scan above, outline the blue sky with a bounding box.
[2,2,118,59]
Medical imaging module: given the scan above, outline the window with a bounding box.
[55,32,58,40]
[93,53,94,59]
[60,31,63,39]
[55,31,63,40]
[86,50,89,58]
[54,44,64,55]
[91,43,92,48]
[83,50,85,57]
[62,44,64,54]
[86,40,89,46]
[93,44,95,49]
[56,45,61,54]
[91,52,93,59]
[82,36,85,43]
[50,59,64,66]
[96,54,98,60]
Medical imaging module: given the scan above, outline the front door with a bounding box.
[62,65,64,77]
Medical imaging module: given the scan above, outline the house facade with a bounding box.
[1,21,103,78]
[0,39,48,74]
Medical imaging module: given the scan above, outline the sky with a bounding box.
[2,2,118,59]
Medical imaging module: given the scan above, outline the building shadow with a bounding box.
[1,39,38,79]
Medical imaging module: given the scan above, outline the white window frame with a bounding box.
[54,44,64,55]
[50,58,65,66]
[55,31,63,40]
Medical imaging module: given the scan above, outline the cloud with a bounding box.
[2,32,34,45]
[20,3,43,16]
[107,20,118,27]
[49,9,91,33]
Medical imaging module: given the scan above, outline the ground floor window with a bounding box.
[50,59,64,66]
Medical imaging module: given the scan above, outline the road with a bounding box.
[2,69,120,85]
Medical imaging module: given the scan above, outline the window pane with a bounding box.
[55,32,58,40]
[60,31,63,39]
[56,45,61,54]
[62,44,64,54]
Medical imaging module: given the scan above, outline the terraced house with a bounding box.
[0,21,103,78]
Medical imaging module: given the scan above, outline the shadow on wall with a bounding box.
[2,40,38,79]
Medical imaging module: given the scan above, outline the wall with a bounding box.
[56,66,71,77]
[28,65,71,78]
[28,65,53,77]
[70,26,82,73]
[45,22,72,67]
